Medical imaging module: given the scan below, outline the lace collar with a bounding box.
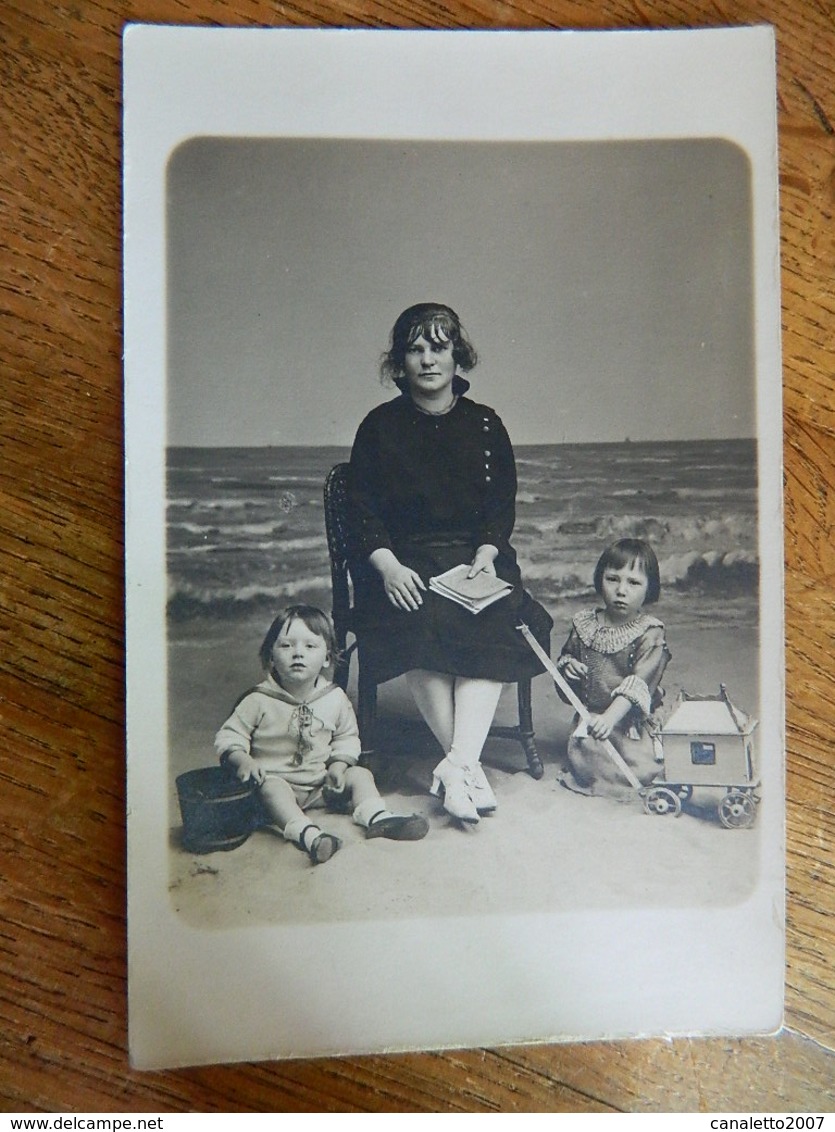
[573,607,663,654]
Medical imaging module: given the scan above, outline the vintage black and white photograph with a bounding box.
[167,134,763,917]
[124,26,784,1068]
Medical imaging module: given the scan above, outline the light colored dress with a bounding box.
[557,608,671,799]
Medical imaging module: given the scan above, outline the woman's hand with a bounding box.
[369,549,426,611]
[467,544,499,578]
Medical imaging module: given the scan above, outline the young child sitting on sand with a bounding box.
[214,604,428,863]
[556,538,671,799]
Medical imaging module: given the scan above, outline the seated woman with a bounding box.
[346,302,552,825]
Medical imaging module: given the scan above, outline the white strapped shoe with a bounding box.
[430,757,479,824]
[466,762,497,814]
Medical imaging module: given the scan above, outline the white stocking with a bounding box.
[405,669,455,751]
[406,669,503,769]
[447,677,504,769]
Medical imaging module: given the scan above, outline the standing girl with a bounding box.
[347,302,552,825]
[556,538,671,798]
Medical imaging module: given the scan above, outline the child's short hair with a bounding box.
[381,302,478,393]
[258,604,339,670]
[593,538,661,605]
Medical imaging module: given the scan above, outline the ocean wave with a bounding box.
[206,478,299,493]
[266,475,325,486]
[167,518,314,541]
[517,472,604,489]
[168,544,222,556]
[518,512,755,546]
[167,552,757,618]
[267,535,327,553]
[167,574,332,619]
[661,549,758,592]
[165,440,759,619]
[515,457,559,471]
[517,559,592,600]
[169,519,288,537]
[676,486,757,501]
[168,534,325,561]
[517,548,758,599]
[168,497,251,512]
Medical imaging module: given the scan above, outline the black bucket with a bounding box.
[176,766,258,854]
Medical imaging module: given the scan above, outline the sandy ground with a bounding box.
[167,607,763,929]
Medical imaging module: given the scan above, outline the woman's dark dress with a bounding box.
[347,393,552,683]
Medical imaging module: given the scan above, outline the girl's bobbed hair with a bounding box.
[259,604,339,671]
[380,302,478,395]
[593,538,661,605]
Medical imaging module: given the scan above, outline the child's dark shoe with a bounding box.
[307,831,342,863]
[366,813,429,841]
[296,824,342,864]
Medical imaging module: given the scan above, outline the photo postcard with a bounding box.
[123,24,784,1070]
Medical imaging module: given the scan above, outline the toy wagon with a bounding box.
[643,685,760,828]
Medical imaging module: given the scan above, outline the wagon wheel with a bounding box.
[718,790,757,829]
[643,786,682,817]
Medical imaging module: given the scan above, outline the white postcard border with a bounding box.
[124,25,784,1069]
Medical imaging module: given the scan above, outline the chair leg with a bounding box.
[357,666,378,761]
[332,627,351,691]
[517,678,543,780]
[332,653,350,692]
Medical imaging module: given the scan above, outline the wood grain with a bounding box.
[1,0,833,1112]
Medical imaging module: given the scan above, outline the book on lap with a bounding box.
[429,563,513,613]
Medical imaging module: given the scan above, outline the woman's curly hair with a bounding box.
[380,302,478,394]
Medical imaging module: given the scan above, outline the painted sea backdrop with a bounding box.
[167,438,758,636]
[166,438,764,923]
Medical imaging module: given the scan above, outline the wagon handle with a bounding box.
[517,623,644,792]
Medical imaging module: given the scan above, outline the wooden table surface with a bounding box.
[2,0,833,1114]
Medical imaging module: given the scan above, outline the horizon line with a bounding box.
[166,435,756,450]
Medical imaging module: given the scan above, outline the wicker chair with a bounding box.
[323,462,544,778]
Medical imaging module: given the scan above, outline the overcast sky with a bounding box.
[167,137,755,447]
